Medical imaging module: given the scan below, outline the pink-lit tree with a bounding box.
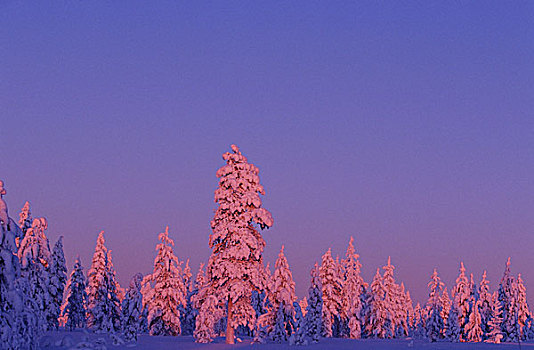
[207,145,273,344]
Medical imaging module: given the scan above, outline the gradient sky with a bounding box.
[1,1,533,305]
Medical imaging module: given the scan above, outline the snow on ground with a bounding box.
[41,331,534,350]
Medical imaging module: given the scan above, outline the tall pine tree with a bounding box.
[207,145,274,344]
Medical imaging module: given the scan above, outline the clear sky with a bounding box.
[1,1,533,305]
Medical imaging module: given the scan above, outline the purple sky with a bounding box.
[1,2,534,305]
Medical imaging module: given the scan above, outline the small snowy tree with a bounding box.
[305,263,323,343]
[289,301,308,346]
[465,300,483,342]
[180,259,196,336]
[341,237,366,339]
[87,231,121,332]
[319,248,343,337]
[498,257,515,341]
[451,262,470,340]
[121,273,144,342]
[426,269,444,342]
[18,217,52,332]
[366,268,388,338]
[48,236,67,330]
[269,246,297,342]
[412,303,426,338]
[63,257,87,330]
[381,257,401,338]
[478,271,492,337]
[17,201,32,244]
[207,145,274,344]
[193,263,224,343]
[144,226,187,336]
[516,273,530,338]
[445,303,461,342]
[486,292,503,343]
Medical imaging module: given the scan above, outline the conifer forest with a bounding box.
[0,145,532,349]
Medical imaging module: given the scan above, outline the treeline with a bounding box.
[0,146,532,349]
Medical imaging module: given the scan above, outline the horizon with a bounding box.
[2,2,533,308]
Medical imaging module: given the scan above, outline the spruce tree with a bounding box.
[341,237,366,339]
[0,180,38,349]
[180,259,196,336]
[144,226,186,336]
[366,268,387,338]
[426,269,444,342]
[498,257,515,341]
[305,262,323,343]
[381,257,401,338]
[465,300,483,342]
[445,303,461,342]
[87,231,121,332]
[289,301,308,345]
[121,273,144,342]
[440,287,451,332]
[63,257,87,330]
[193,263,223,343]
[486,291,503,343]
[207,145,274,344]
[17,201,32,244]
[516,273,530,338]
[319,248,343,337]
[106,250,122,331]
[18,217,52,333]
[478,271,492,338]
[269,246,297,342]
[48,236,67,330]
[451,262,470,340]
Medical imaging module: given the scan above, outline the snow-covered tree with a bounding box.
[207,145,274,344]
[48,236,67,330]
[0,180,38,349]
[445,303,461,342]
[87,231,121,332]
[63,256,87,330]
[18,217,52,333]
[269,246,297,342]
[381,257,404,338]
[426,269,444,342]
[366,268,388,338]
[289,301,308,345]
[144,226,187,336]
[412,303,426,338]
[498,257,515,341]
[17,201,32,244]
[319,248,343,337]
[451,262,470,340]
[516,273,530,338]
[299,297,308,318]
[478,271,492,337]
[305,263,323,343]
[121,273,144,342]
[180,259,196,336]
[486,292,503,343]
[465,300,483,342]
[440,287,451,331]
[341,237,366,339]
[193,263,223,343]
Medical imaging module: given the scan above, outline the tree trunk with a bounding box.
[226,297,235,344]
